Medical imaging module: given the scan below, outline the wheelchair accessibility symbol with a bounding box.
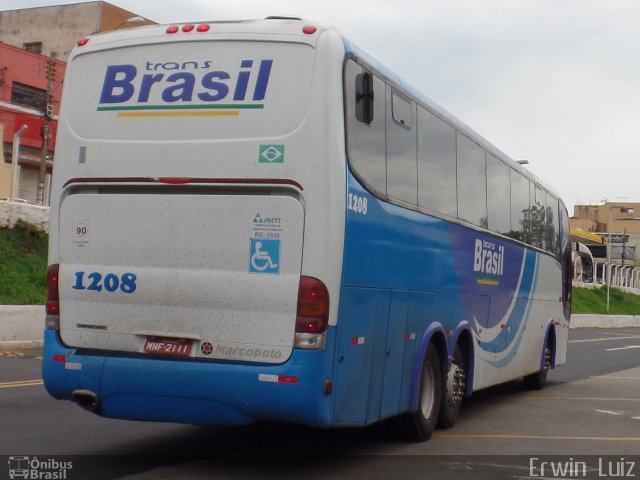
[249,238,280,275]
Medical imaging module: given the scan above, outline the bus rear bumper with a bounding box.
[42,329,335,427]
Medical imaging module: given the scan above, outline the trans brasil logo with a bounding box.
[473,238,505,286]
[97,59,273,117]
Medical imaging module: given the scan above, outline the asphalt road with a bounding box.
[1,327,639,479]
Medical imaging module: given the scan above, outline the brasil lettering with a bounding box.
[473,238,505,286]
[97,59,273,117]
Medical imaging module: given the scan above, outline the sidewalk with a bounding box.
[0,305,44,349]
[1,305,639,350]
[570,314,640,328]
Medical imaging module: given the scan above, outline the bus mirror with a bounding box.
[355,72,374,124]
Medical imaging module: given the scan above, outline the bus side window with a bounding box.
[456,133,487,228]
[417,107,457,218]
[355,72,374,124]
[546,192,559,256]
[386,88,417,205]
[486,153,511,235]
[345,60,387,196]
[529,185,545,250]
[509,171,530,243]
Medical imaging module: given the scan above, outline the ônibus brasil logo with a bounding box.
[97,59,273,117]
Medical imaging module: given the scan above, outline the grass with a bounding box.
[572,286,640,315]
[0,220,48,304]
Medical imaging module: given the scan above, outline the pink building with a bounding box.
[1,42,65,203]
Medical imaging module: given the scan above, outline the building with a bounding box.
[0,2,155,205]
[0,43,65,204]
[0,1,155,62]
[570,202,640,287]
[572,202,640,235]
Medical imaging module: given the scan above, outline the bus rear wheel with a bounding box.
[523,344,552,390]
[438,344,466,429]
[400,343,441,442]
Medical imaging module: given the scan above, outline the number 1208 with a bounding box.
[73,272,137,293]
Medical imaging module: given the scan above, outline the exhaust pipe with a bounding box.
[71,389,101,413]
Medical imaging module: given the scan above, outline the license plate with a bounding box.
[144,337,193,356]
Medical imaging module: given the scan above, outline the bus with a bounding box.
[43,17,572,441]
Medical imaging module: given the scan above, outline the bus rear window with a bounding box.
[66,41,314,141]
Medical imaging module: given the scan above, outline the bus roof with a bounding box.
[73,17,327,50]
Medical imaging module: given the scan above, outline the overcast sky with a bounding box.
[4,0,640,212]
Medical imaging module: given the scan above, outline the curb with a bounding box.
[0,305,44,350]
[569,314,640,329]
[0,340,44,350]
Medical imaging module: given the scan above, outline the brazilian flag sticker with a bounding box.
[259,145,284,163]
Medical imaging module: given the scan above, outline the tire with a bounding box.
[437,344,466,429]
[523,344,552,390]
[399,343,441,442]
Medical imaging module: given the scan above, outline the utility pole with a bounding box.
[622,228,627,267]
[37,54,56,206]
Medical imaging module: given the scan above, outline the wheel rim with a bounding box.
[445,363,466,408]
[420,362,436,419]
[543,346,552,374]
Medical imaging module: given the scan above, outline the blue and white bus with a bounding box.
[43,17,571,441]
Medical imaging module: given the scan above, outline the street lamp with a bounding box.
[606,204,634,312]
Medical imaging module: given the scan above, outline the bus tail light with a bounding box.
[46,264,60,329]
[294,276,329,349]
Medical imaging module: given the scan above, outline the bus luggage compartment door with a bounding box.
[57,190,304,364]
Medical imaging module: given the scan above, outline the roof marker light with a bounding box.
[166,25,179,34]
[197,24,210,32]
[182,24,195,32]
[77,38,90,47]
[303,25,317,35]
